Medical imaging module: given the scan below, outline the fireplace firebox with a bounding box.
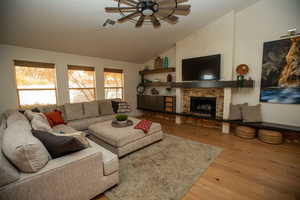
[190,97,216,118]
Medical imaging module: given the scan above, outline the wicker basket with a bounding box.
[258,129,283,144]
[235,126,256,139]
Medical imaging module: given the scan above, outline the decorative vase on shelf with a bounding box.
[167,74,172,82]
[163,57,169,68]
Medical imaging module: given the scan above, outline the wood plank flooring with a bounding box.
[93,117,300,200]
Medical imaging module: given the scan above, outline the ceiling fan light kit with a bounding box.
[105,0,191,28]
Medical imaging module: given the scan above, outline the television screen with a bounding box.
[182,54,221,81]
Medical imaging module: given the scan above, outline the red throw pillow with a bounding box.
[43,110,65,127]
[134,120,152,133]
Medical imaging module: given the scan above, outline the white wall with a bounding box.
[0,45,140,115]
[232,0,300,126]
[175,11,235,119]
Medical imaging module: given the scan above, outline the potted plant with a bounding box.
[115,114,128,125]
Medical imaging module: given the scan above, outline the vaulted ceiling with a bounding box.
[0,0,259,63]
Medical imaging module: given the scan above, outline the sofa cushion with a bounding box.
[99,101,114,115]
[24,110,36,121]
[64,103,84,121]
[18,139,117,181]
[31,113,52,132]
[242,104,262,123]
[32,130,86,159]
[2,120,50,173]
[0,125,20,187]
[67,115,115,131]
[43,110,65,127]
[7,111,28,127]
[37,105,66,121]
[228,103,248,120]
[88,118,162,147]
[83,101,99,118]
[52,124,77,134]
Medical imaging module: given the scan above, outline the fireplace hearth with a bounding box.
[190,97,217,118]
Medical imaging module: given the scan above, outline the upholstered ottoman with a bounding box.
[88,118,164,157]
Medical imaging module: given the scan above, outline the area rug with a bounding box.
[104,134,222,200]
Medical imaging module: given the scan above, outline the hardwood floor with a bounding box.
[93,117,300,200]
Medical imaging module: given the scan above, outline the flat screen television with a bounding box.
[182,54,221,81]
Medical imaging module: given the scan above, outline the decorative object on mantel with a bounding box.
[104,0,191,28]
[154,57,163,69]
[163,56,169,68]
[236,64,249,87]
[167,74,172,82]
[136,83,145,95]
[260,36,300,104]
[152,79,161,83]
[151,88,159,95]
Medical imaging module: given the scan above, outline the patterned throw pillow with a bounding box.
[117,101,131,113]
[134,120,152,133]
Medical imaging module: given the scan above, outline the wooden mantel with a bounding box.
[142,80,254,89]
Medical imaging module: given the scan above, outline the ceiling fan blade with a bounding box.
[151,15,161,28]
[173,9,190,15]
[156,13,178,24]
[159,6,191,16]
[124,0,139,4]
[113,0,135,6]
[157,0,188,5]
[136,15,145,28]
[160,5,191,10]
[118,12,140,23]
[105,7,137,13]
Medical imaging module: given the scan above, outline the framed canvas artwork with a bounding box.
[260,37,300,104]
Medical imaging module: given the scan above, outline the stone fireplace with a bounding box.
[183,88,224,118]
[190,97,217,118]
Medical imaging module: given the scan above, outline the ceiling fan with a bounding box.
[105,0,191,28]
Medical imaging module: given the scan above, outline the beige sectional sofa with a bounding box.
[0,99,120,200]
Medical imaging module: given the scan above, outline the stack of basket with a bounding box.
[258,129,283,144]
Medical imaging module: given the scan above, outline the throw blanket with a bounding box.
[134,120,152,133]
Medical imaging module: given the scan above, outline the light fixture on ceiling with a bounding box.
[105,0,191,28]
[280,28,300,39]
[102,19,116,27]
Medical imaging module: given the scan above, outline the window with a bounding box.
[104,68,124,99]
[68,65,96,103]
[14,60,57,107]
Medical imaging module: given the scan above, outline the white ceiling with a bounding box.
[0,0,259,64]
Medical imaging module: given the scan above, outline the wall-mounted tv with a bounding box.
[182,54,221,81]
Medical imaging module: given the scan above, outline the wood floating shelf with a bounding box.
[142,80,254,88]
[139,68,176,75]
[143,82,172,87]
